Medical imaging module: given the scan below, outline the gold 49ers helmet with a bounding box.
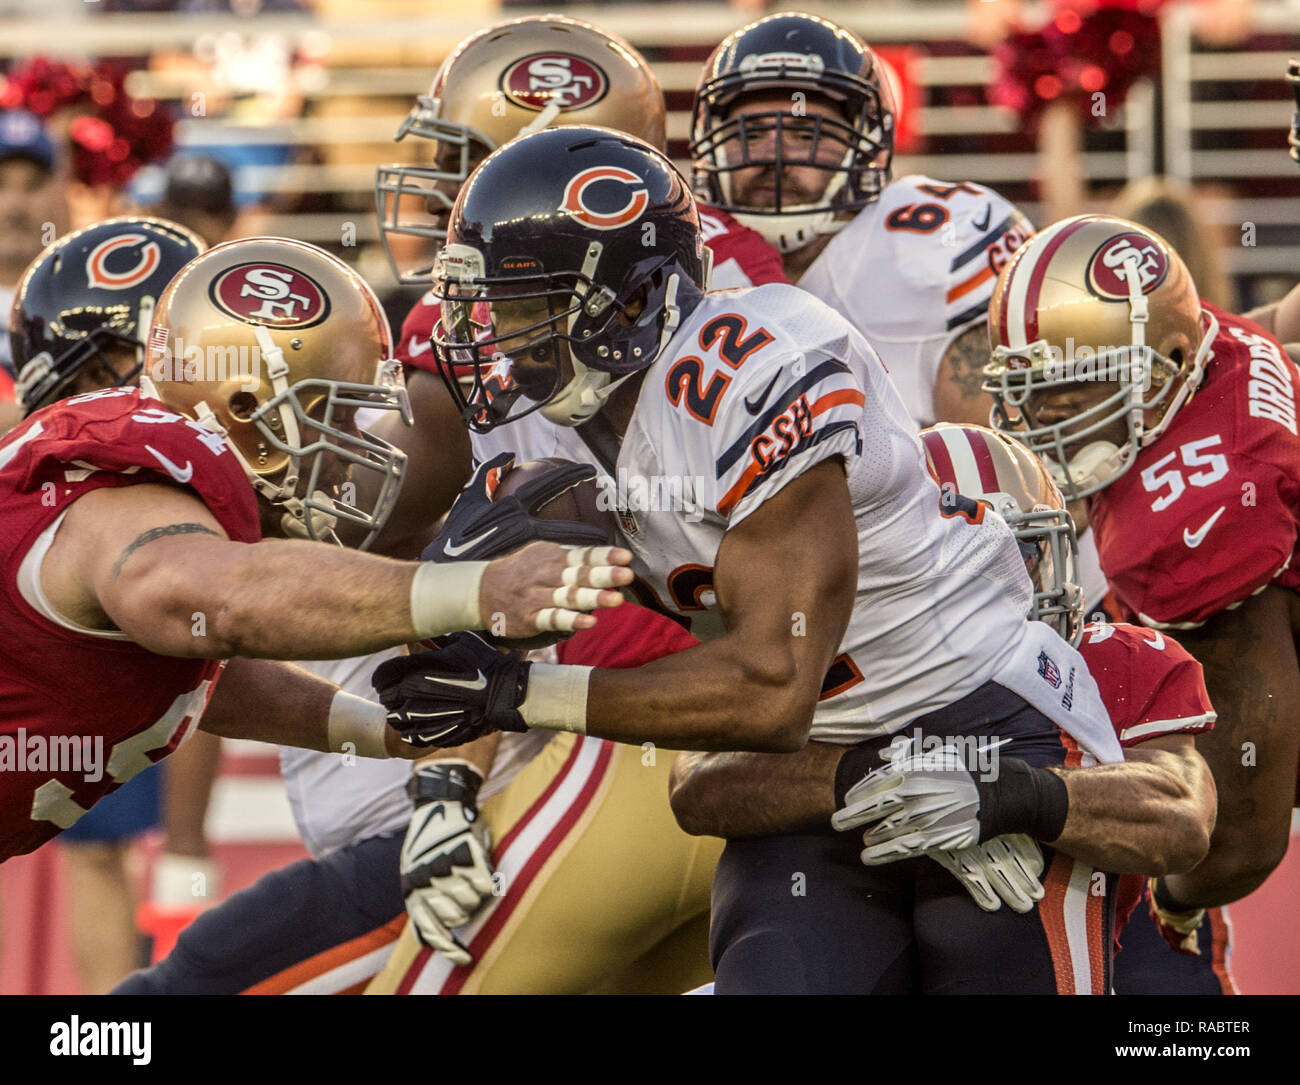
[140,237,412,549]
[375,14,666,284]
[982,214,1215,501]
[920,423,1084,645]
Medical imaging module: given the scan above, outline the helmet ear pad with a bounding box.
[567,256,697,376]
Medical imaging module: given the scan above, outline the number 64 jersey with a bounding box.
[1090,303,1300,629]
[476,284,1121,760]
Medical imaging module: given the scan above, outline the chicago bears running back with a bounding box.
[369,125,1130,995]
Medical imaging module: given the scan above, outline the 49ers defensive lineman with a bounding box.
[0,235,630,862]
[983,214,1300,927]
[369,125,1129,995]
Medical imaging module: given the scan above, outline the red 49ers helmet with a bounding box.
[921,422,1084,645]
[982,214,1214,500]
[140,237,411,549]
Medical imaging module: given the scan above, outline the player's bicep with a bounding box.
[714,457,857,694]
[67,484,232,646]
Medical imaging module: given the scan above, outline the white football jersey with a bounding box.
[474,284,1121,760]
[799,175,1034,427]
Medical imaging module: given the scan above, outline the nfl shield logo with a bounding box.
[1037,650,1062,689]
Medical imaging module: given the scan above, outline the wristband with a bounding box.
[834,740,887,807]
[409,560,490,638]
[519,663,592,734]
[407,760,484,806]
[327,690,391,759]
[976,758,1069,843]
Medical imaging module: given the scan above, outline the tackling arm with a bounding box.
[1049,735,1215,875]
[48,482,630,660]
[670,732,1216,877]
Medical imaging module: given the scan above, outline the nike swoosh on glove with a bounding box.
[425,451,611,563]
[373,632,530,748]
[401,763,494,965]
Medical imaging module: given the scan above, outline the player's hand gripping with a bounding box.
[425,452,612,561]
[374,632,530,749]
[832,736,1050,913]
[400,761,494,964]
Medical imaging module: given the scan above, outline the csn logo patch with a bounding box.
[560,167,649,231]
[1086,233,1168,301]
[85,234,162,291]
[209,263,331,327]
[501,53,608,111]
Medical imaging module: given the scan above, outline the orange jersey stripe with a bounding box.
[242,914,406,995]
[1039,852,1077,994]
[945,265,995,306]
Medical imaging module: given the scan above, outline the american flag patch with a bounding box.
[148,325,169,355]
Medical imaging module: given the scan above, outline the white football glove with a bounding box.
[832,736,1010,860]
[400,761,495,966]
[931,835,1046,914]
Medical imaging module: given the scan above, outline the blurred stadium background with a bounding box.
[0,0,1297,994]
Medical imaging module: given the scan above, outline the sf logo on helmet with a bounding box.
[1087,233,1169,300]
[210,263,331,327]
[501,53,608,111]
[85,234,162,291]
[560,167,649,231]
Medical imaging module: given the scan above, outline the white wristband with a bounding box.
[327,690,391,759]
[409,560,489,638]
[520,664,593,735]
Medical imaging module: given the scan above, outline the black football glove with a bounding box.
[1288,60,1300,166]
[372,632,532,748]
[423,452,610,563]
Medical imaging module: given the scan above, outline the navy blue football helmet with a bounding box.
[9,216,206,416]
[431,125,710,432]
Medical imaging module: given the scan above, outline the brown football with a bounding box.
[492,456,616,544]
[486,457,618,651]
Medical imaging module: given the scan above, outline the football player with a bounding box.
[689,11,1034,431]
[0,233,630,863]
[373,125,1129,995]
[667,424,1227,993]
[687,12,1124,621]
[981,214,1300,932]
[120,16,763,997]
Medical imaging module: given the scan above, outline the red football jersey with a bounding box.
[1090,303,1300,629]
[1078,620,1217,939]
[555,599,697,669]
[0,387,261,861]
[394,204,788,372]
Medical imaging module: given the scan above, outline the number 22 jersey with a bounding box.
[475,284,1120,758]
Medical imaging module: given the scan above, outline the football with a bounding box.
[485,457,618,651]
[491,456,617,544]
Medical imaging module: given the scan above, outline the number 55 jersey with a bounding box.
[475,284,1120,759]
[1089,303,1300,629]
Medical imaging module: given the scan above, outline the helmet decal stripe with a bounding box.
[964,426,1001,495]
[920,428,958,490]
[1021,217,1096,346]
